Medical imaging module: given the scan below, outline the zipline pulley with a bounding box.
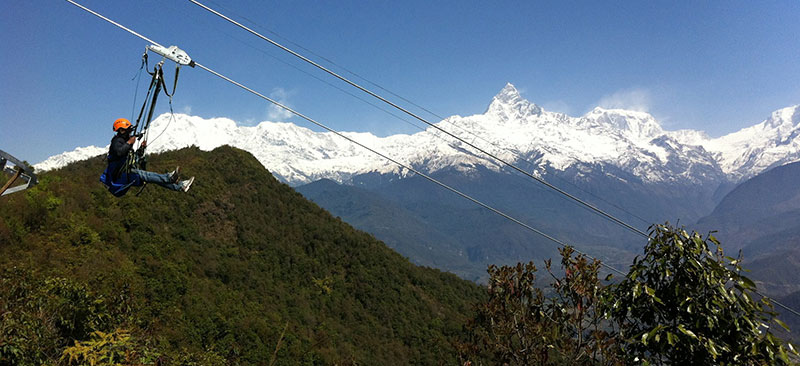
[129,45,191,159]
[147,44,195,67]
[119,45,190,195]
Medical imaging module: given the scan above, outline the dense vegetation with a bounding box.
[4,146,799,365]
[297,179,477,279]
[0,146,484,365]
[460,225,799,365]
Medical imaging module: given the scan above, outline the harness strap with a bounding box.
[125,63,164,175]
[115,55,182,197]
[162,64,180,98]
[141,67,163,134]
[134,67,160,135]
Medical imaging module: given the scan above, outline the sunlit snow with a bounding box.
[35,83,800,186]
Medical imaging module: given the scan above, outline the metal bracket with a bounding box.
[0,150,37,197]
[147,44,195,67]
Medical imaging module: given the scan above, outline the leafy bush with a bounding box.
[460,247,621,366]
[0,268,118,365]
[462,224,800,365]
[607,224,798,365]
[61,329,137,365]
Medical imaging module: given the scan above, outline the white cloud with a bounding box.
[181,105,192,114]
[596,88,652,112]
[267,88,295,121]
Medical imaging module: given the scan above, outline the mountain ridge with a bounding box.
[36,83,799,188]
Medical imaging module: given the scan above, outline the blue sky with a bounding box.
[1,0,799,164]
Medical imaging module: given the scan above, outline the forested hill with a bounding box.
[0,146,484,365]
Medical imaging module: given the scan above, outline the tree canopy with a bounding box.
[0,146,484,365]
[461,224,799,366]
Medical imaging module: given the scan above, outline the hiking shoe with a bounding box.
[180,176,195,192]
[168,166,181,183]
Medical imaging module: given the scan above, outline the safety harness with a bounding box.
[100,46,191,197]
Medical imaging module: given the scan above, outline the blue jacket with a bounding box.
[99,133,142,197]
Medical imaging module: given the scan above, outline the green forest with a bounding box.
[0,146,484,364]
[1,146,798,365]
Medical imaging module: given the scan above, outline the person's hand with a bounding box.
[127,136,136,144]
[141,140,147,148]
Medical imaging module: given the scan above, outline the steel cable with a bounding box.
[188,0,651,240]
[63,0,800,320]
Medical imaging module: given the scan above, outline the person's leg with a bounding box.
[131,169,182,191]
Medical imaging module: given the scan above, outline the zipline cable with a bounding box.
[193,64,800,321]
[187,0,651,240]
[222,32,429,133]
[65,0,162,47]
[195,62,626,277]
[64,0,624,277]
[192,1,654,228]
[167,0,430,134]
[174,6,579,209]
[63,0,800,321]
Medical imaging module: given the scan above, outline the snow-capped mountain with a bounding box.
[700,106,800,181]
[35,83,799,187]
[35,145,107,172]
[440,86,724,185]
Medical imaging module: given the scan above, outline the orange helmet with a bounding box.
[113,118,132,132]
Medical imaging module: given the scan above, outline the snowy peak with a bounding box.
[444,86,719,185]
[143,114,397,184]
[702,105,800,180]
[583,107,664,140]
[493,83,525,104]
[34,83,799,187]
[147,115,239,151]
[34,145,107,172]
[485,83,543,120]
[727,105,800,143]
[765,105,799,130]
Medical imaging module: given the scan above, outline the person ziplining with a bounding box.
[99,45,195,197]
[100,118,193,196]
